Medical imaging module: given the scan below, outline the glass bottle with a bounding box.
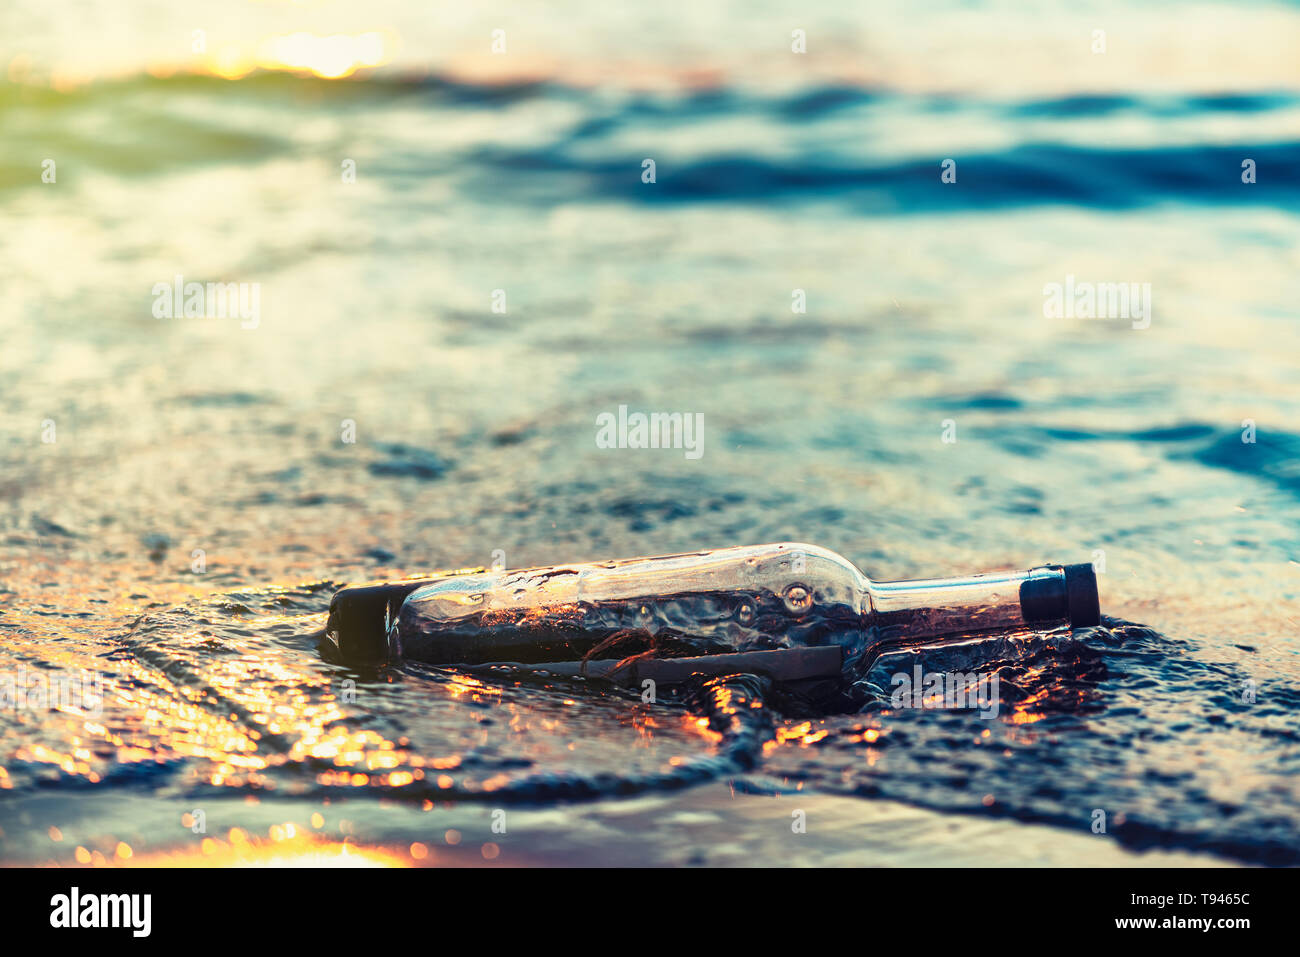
[325,543,1099,683]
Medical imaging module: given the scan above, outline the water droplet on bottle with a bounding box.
[736,600,755,624]
[783,584,812,614]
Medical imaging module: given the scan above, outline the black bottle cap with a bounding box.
[326,578,440,664]
[1019,563,1101,628]
[1062,562,1101,627]
[1019,573,1067,624]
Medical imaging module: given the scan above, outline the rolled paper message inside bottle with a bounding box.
[324,543,1100,683]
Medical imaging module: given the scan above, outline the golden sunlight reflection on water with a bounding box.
[28,825,523,868]
[114,833,412,868]
[155,30,396,82]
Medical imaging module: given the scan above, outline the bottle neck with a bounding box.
[865,564,1094,651]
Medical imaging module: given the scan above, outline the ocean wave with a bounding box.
[3,72,1297,211]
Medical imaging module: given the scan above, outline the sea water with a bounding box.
[1,0,1298,865]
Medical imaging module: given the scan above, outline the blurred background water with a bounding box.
[0,0,1297,866]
